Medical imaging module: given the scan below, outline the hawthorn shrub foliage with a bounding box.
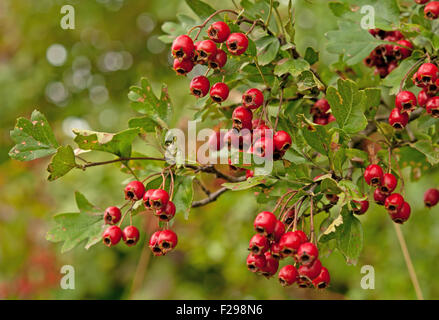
[8,0,439,289]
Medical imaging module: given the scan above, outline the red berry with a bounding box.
[149,231,163,256]
[242,88,264,110]
[173,58,194,75]
[226,33,248,55]
[424,188,439,208]
[312,266,330,289]
[418,90,431,108]
[364,164,384,187]
[143,189,154,209]
[426,96,439,118]
[195,40,217,63]
[208,48,227,69]
[270,242,283,260]
[210,82,229,103]
[273,131,292,153]
[102,225,122,247]
[278,265,298,286]
[297,242,319,266]
[223,128,252,151]
[380,173,398,195]
[207,21,231,43]
[328,114,336,123]
[374,188,388,206]
[246,253,266,272]
[389,108,409,129]
[149,189,170,210]
[190,76,210,98]
[254,211,277,236]
[260,252,279,278]
[246,169,254,179]
[385,193,405,214]
[156,201,176,222]
[390,201,411,224]
[122,225,140,246]
[248,234,270,255]
[171,35,194,61]
[208,130,225,151]
[295,230,309,244]
[232,106,253,131]
[158,229,178,254]
[387,61,398,74]
[298,259,322,284]
[250,137,274,158]
[314,116,329,125]
[124,180,145,201]
[311,99,330,116]
[395,91,417,113]
[394,40,413,60]
[415,0,430,4]
[278,231,302,257]
[104,206,121,225]
[273,220,285,242]
[417,62,438,85]
[352,200,369,215]
[425,1,439,19]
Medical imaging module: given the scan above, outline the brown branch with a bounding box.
[191,187,229,208]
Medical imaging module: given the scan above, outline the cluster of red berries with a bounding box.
[364,29,413,78]
[101,180,178,256]
[415,1,439,20]
[172,21,249,104]
[246,211,330,289]
[310,98,336,125]
[364,165,411,224]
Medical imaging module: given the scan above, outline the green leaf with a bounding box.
[284,0,295,42]
[9,110,59,161]
[301,122,330,155]
[411,140,439,165]
[184,0,216,20]
[73,128,140,158]
[326,79,368,134]
[128,116,157,133]
[47,145,77,181]
[304,47,319,65]
[222,176,278,191]
[364,87,381,119]
[255,36,280,66]
[173,175,195,219]
[336,207,363,265]
[46,192,104,253]
[339,180,365,201]
[382,57,423,95]
[274,58,310,77]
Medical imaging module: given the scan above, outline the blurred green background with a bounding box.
[1,0,439,300]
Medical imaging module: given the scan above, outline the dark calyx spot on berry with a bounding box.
[144,200,151,208]
[176,49,184,58]
[159,214,168,220]
[248,264,256,270]
[422,75,432,83]
[209,62,218,69]
[212,95,222,102]
[162,241,170,249]
[282,143,290,151]
[208,28,217,38]
[301,253,310,262]
[272,253,281,259]
[105,215,112,223]
[199,50,207,58]
[244,95,253,104]
[153,246,161,253]
[381,186,389,193]
[429,84,437,92]
[279,278,286,286]
[282,249,292,255]
[229,42,237,50]
[432,110,439,117]
[126,239,135,245]
[318,282,328,289]
[371,178,380,185]
[402,103,413,110]
[255,226,265,233]
[104,237,111,245]
[177,68,186,75]
[427,12,435,19]
[261,272,270,278]
[388,205,396,211]
[153,200,162,208]
[192,89,202,97]
[394,218,403,224]
[250,246,260,254]
[426,201,432,208]
[126,191,135,199]
[285,217,293,225]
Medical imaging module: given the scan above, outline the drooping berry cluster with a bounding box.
[414,1,439,20]
[310,98,336,125]
[364,29,413,78]
[246,210,330,289]
[172,21,249,104]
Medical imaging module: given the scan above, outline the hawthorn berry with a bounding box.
[270,242,283,260]
[426,96,439,117]
[251,137,274,158]
[208,48,227,69]
[298,259,322,284]
[273,131,292,153]
[389,107,409,129]
[278,265,298,287]
[158,229,178,254]
[171,35,194,61]
[395,91,417,113]
[143,189,154,209]
[149,189,170,210]
[380,173,398,195]
[246,169,254,179]
[122,225,140,246]
[352,200,369,215]
[207,21,231,43]
[254,211,277,236]
[425,1,439,20]
[312,266,331,289]
[232,106,253,131]
[418,90,431,108]
[248,234,270,255]
[417,62,438,85]
[260,252,279,278]
[246,253,266,272]
[195,40,217,63]
[374,188,388,206]
[394,40,413,60]
[296,242,319,266]
[190,76,210,98]
[295,230,309,244]
[102,225,122,247]
[390,201,411,224]
[124,180,145,201]
[311,99,330,116]
[223,128,252,151]
[364,164,384,186]
[173,58,194,75]
[278,231,302,257]
[424,188,439,207]
[415,0,430,4]
[149,231,163,256]
[252,123,272,141]
[104,206,121,225]
[385,193,405,214]
[273,220,285,242]
[242,88,264,110]
[156,201,176,222]
[314,116,329,125]
[210,82,229,103]
[208,130,225,151]
[226,33,248,55]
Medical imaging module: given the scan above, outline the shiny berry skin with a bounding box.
[104,206,121,225]
[208,130,225,151]
[374,188,388,206]
[143,189,154,209]
[260,252,279,278]
[364,164,384,186]
[246,253,266,272]
[254,211,277,236]
[124,180,145,201]
[394,40,413,60]
[156,201,176,222]
[312,266,330,289]
[297,242,319,266]
[171,35,194,61]
[295,230,309,244]
[425,1,439,20]
[232,106,253,131]
[273,131,292,152]
[278,231,302,257]
[223,128,252,151]
[226,33,248,55]
[385,193,405,214]
[424,188,439,208]
[278,265,298,286]
[173,58,193,75]
[270,242,283,260]
[195,40,217,62]
[395,91,417,113]
[380,173,398,195]
[426,96,439,118]
[390,201,411,224]
[415,0,430,3]
[418,90,431,108]
[242,88,264,110]
[210,82,229,103]
[250,137,274,158]
[311,99,330,116]
[298,259,322,283]
[273,220,285,242]
[149,189,170,210]
[102,225,122,247]
[122,226,140,246]
[207,21,231,43]
[352,200,369,215]
[208,48,227,69]
[190,76,210,98]
[149,231,163,256]
[389,108,409,129]
[314,116,329,125]
[248,234,270,255]
[158,229,178,254]
[328,114,336,123]
[417,62,438,85]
